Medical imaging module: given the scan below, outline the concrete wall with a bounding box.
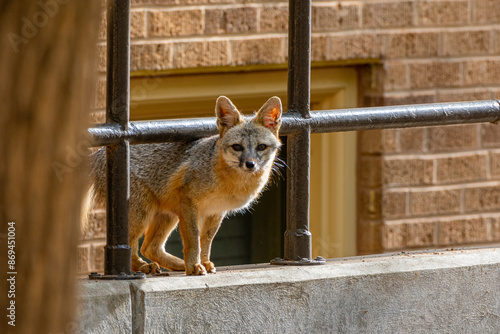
[78,248,500,333]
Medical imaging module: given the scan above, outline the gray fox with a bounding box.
[85,96,282,275]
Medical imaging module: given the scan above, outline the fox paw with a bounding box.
[186,263,207,276]
[137,262,161,274]
[203,261,216,274]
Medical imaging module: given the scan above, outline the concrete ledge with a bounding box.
[78,248,500,333]
[77,281,132,334]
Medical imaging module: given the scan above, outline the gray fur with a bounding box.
[86,96,283,275]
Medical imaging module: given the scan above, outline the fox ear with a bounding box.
[255,96,282,134]
[215,96,242,137]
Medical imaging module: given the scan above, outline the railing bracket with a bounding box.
[270,256,326,266]
[88,271,146,280]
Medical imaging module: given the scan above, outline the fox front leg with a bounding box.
[200,214,224,274]
[178,201,206,275]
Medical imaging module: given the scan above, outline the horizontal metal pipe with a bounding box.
[307,99,500,133]
[88,100,500,147]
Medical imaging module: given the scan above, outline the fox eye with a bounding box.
[232,144,244,151]
[256,144,268,151]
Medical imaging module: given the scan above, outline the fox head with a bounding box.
[215,96,282,174]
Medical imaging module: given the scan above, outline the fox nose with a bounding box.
[245,161,255,170]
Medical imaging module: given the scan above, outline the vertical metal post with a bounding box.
[287,0,311,118]
[272,0,324,265]
[90,0,143,279]
[284,129,313,261]
[104,0,132,276]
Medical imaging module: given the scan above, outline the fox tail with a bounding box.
[80,184,95,233]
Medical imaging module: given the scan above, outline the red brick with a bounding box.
[410,189,462,216]
[437,218,489,245]
[386,32,439,58]
[426,124,479,152]
[406,221,435,248]
[442,30,491,57]
[81,209,106,240]
[359,64,384,95]
[77,245,90,274]
[437,89,491,103]
[205,7,258,34]
[96,44,106,73]
[91,243,105,272]
[174,40,230,68]
[383,158,434,186]
[496,30,500,54]
[384,62,408,90]
[464,60,500,86]
[475,0,500,24]
[98,11,106,41]
[132,0,176,5]
[232,38,284,66]
[358,220,383,254]
[409,61,462,89]
[418,0,469,26]
[383,92,436,107]
[328,33,385,61]
[312,3,359,32]
[359,130,383,154]
[260,5,288,32]
[382,221,435,250]
[383,190,408,218]
[481,123,500,147]
[179,0,235,3]
[149,9,203,37]
[131,43,173,71]
[90,111,105,124]
[400,128,425,152]
[363,1,414,28]
[436,153,488,184]
[131,10,146,38]
[359,157,382,187]
[376,129,397,153]
[491,151,500,178]
[359,189,382,220]
[462,219,489,243]
[490,216,500,241]
[311,36,328,62]
[133,0,235,4]
[464,184,500,212]
[359,129,398,154]
[381,223,406,250]
[363,95,385,108]
[492,88,500,100]
[92,78,106,110]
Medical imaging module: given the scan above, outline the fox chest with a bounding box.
[202,195,253,215]
[199,180,266,216]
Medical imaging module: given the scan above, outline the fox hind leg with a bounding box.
[131,239,161,274]
[129,204,161,274]
[141,212,185,272]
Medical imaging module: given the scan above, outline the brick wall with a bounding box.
[80,0,500,273]
[354,0,500,254]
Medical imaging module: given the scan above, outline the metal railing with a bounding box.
[89,0,500,278]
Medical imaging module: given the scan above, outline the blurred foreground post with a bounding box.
[0,1,100,333]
